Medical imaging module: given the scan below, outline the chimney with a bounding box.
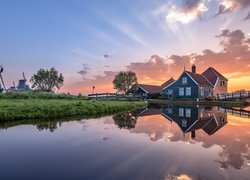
[191,131,196,139]
[192,64,196,73]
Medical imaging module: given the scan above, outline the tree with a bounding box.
[113,112,137,130]
[113,71,137,94]
[30,67,64,92]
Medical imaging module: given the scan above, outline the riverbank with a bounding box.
[147,99,250,107]
[0,99,146,121]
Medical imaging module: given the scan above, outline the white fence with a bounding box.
[218,91,250,100]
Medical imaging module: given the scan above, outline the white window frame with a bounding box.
[179,88,184,96]
[186,108,191,117]
[182,77,187,85]
[201,86,204,97]
[186,87,191,96]
[182,119,187,127]
[179,108,184,117]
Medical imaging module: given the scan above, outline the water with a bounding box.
[0,105,250,180]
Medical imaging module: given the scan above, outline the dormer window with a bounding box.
[182,77,187,85]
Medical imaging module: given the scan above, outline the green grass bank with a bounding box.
[0,99,146,121]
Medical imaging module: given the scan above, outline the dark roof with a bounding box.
[186,71,213,87]
[202,67,228,86]
[161,78,175,89]
[202,118,227,135]
[138,84,162,94]
[185,117,213,133]
[138,108,162,116]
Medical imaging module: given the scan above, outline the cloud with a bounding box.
[216,29,249,52]
[66,29,250,94]
[244,11,250,20]
[166,0,209,24]
[216,0,250,15]
[65,71,117,94]
[99,13,151,48]
[77,64,90,78]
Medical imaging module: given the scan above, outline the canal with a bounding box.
[0,105,249,180]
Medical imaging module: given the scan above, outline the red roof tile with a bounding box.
[202,118,227,135]
[186,71,213,87]
[138,108,162,116]
[161,78,175,89]
[202,67,228,86]
[138,84,162,94]
[185,117,213,133]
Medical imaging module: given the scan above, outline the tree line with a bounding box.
[30,67,137,94]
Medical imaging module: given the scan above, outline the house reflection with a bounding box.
[112,105,228,140]
[162,105,227,139]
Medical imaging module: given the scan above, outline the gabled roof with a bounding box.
[202,67,228,86]
[161,78,175,89]
[186,71,213,87]
[138,84,162,94]
[185,116,213,133]
[138,108,162,116]
[202,116,227,135]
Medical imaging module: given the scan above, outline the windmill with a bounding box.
[17,72,28,91]
[0,65,6,92]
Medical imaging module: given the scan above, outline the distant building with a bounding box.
[128,78,175,99]
[128,84,162,99]
[162,65,228,100]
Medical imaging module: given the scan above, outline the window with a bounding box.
[179,88,184,96]
[165,107,173,114]
[186,109,191,117]
[182,77,187,84]
[186,87,191,96]
[201,86,204,97]
[168,89,173,95]
[220,80,225,87]
[182,119,187,127]
[208,88,212,96]
[179,108,184,116]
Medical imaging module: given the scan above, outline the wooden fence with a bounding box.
[87,93,142,100]
[225,107,250,118]
[218,91,250,100]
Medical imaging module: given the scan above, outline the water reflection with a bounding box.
[0,105,249,179]
[112,105,250,171]
[113,105,228,139]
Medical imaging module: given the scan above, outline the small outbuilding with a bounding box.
[128,84,162,99]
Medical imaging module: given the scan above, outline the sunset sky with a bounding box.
[0,0,250,94]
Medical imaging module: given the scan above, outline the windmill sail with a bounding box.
[0,65,6,90]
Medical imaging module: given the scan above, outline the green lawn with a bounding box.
[0,99,146,121]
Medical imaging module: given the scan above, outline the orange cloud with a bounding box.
[65,29,250,94]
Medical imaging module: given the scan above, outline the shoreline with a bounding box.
[0,99,146,121]
[147,99,250,107]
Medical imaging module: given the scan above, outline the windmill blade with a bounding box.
[23,72,27,81]
[0,65,3,73]
[0,74,6,90]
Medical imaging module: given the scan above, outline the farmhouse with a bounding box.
[128,78,175,99]
[162,65,228,100]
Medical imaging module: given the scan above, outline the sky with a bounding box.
[0,0,250,94]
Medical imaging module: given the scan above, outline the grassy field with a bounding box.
[0,98,146,121]
[0,92,88,100]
